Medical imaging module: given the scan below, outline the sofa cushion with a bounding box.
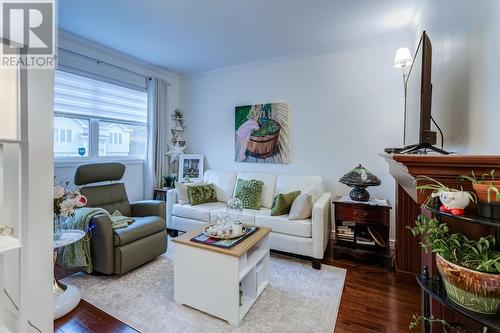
[234,179,264,209]
[275,175,324,203]
[113,216,165,246]
[271,190,301,216]
[289,193,313,220]
[175,181,202,205]
[203,170,237,203]
[173,202,227,222]
[255,215,312,238]
[236,172,277,208]
[210,208,271,225]
[187,184,217,205]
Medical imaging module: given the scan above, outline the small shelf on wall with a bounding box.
[0,236,20,255]
[0,140,21,145]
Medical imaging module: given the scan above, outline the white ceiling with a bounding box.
[58,0,417,75]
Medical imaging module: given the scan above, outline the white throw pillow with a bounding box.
[175,181,202,205]
[288,193,313,220]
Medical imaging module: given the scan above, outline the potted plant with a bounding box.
[409,216,500,314]
[409,314,480,333]
[416,176,476,216]
[460,170,500,219]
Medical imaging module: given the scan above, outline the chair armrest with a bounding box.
[166,189,178,229]
[311,192,332,259]
[89,214,115,275]
[130,200,166,219]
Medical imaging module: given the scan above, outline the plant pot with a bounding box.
[472,182,500,203]
[436,254,500,314]
[443,322,478,333]
[437,191,471,215]
[477,202,500,220]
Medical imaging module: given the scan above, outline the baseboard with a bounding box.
[330,231,395,250]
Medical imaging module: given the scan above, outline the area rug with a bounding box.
[62,243,346,333]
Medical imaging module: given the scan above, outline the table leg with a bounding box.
[53,249,81,319]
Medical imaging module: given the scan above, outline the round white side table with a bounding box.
[53,229,85,320]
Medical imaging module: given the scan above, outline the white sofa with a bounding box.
[166,170,331,269]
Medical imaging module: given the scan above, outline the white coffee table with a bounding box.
[173,226,271,326]
[53,229,85,319]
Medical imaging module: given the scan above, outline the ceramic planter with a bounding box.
[472,182,500,219]
[472,182,500,203]
[436,254,500,314]
[436,191,471,215]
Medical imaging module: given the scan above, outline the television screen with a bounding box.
[404,32,435,146]
[404,40,422,146]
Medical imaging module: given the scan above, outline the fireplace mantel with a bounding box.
[382,153,500,332]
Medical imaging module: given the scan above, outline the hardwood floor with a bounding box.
[54,240,420,333]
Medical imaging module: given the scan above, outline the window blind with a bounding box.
[54,70,148,124]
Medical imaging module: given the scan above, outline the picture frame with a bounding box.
[178,154,204,183]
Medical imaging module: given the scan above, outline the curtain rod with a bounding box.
[58,47,158,82]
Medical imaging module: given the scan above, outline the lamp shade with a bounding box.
[393,47,413,68]
[339,164,381,202]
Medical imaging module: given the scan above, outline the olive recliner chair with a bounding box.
[74,162,167,275]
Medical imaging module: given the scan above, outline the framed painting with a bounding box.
[178,154,204,182]
[235,102,289,164]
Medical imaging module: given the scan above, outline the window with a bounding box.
[54,117,89,157]
[54,70,148,159]
[54,128,73,143]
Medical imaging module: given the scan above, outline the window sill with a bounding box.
[55,157,145,168]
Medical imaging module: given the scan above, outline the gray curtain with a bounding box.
[144,77,169,199]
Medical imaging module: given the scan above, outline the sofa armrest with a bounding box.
[311,192,332,259]
[89,214,115,275]
[166,189,178,229]
[130,200,166,219]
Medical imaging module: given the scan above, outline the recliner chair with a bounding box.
[74,162,167,275]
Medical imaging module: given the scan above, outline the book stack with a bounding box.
[356,230,375,246]
[337,221,355,243]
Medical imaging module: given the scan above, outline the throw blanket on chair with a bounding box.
[59,208,135,273]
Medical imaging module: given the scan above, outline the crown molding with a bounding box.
[181,31,412,80]
[58,29,180,83]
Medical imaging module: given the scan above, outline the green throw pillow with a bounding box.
[234,179,264,210]
[271,190,301,216]
[187,183,217,205]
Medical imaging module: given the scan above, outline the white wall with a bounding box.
[55,31,181,201]
[412,0,500,154]
[181,35,411,240]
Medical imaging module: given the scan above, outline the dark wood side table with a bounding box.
[332,196,392,267]
[153,187,173,201]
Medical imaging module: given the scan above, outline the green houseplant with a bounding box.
[409,216,500,314]
[409,314,482,333]
[416,176,476,216]
[460,170,500,219]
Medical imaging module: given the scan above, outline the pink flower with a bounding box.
[54,185,65,199]
[75,195,87,208]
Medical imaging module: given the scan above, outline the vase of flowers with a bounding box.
[53,182,87,240]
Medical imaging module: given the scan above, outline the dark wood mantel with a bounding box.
[382,154,500,332]
[384,154,500,204]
